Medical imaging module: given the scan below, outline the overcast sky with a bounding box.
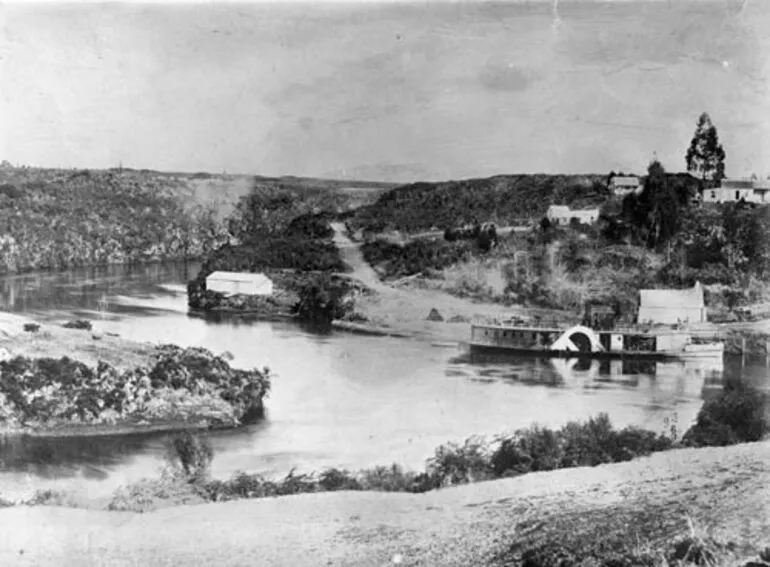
[1,0,768,182]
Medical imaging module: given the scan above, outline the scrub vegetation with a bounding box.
[0,168,232,273]
[0,345,271,434]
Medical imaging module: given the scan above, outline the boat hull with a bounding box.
[467,342,676,360]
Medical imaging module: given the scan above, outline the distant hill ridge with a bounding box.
[348,172,704,233]
[349,173,612,233]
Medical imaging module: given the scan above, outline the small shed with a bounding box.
[637,282,705,325]
[206,271,274,297]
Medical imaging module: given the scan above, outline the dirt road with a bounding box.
[2,441,768,566]
[330,223,538,342]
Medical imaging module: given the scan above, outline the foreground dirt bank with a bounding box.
[2,441,768,566]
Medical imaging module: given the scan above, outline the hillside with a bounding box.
[349,174,612,234]
[0,167,395,275]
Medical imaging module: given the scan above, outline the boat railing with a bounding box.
[471,316,567,329]
[471,317,692,335]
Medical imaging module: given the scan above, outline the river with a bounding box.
[0,261,766,500]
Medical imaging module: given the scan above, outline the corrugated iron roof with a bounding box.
[639,283,704,310]
[207,271,272,283]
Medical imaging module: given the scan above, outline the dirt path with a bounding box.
[3,441,768,566]
[330,222,390,291]
[330,223,540,342]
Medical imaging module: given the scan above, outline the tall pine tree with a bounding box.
[685,112,726,186]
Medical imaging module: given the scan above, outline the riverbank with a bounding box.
[2,440,768,566]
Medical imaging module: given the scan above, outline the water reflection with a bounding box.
[0,261,199,317]
[0,434,155,479]
[448,352,725,390]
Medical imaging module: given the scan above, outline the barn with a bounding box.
[205,271,274,296]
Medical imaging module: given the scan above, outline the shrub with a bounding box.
[62,319,93,331]
[491,414,674,477]
[491,426,564,476]
[0,183,23,199]
[683,385,769,447]
[107,472,204,512]
[358,464,434,493]
[427,436,493,486]
[317,468,362,491]
[24,489,78,507]
[164,431,214,482]
[292,276,353,326]
[361,238,472,279]
[22,323,40,333]
[0,348,269,429]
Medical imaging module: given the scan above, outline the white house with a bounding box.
[609,176,641,196]
[637,282,706,325]
[702,178,770,204]
[546,205,600,226]
[206,271,274,296]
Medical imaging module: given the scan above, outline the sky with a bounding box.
[1,0,768,182]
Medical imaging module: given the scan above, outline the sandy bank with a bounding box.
[0,312,155,369]
[2,440,767,566]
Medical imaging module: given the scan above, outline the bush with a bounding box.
[317,468,362,491]
[165,431,214,482]
[292,275,353,326]
[62,319,93,331]
[683,385,768,447]
[427,436,493,486]
[0,183,23,199]
[0,348,270,429]
[361,238,472,279]
[491,414,674,477]
[24,489,78,507]
[357,464,434,493]
[22,323,40,333]
[107,472,204,512]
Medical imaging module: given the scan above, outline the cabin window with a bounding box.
[736,190,740,200]
[711,191,716,199]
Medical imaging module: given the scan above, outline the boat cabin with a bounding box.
[582,303,617,330]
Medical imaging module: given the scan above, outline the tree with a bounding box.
[685,112,726,186]
[640,160,679,249]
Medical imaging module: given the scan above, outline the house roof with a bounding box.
[207,271,272,284]
[611,176,639,186]
[721,179,754,189]
[547,205,571,215]
[639,282,704,310]
[547,205,599,216]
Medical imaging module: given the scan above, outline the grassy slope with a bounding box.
[3,441,768,566]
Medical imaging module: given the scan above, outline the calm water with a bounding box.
[0,262,766,499]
